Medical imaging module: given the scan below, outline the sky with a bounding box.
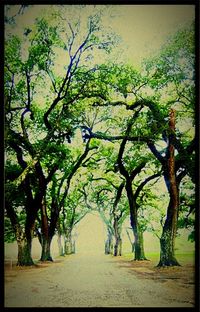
[106,5,195,67]
[5,4,195,68]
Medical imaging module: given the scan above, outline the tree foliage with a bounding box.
[4,5,195,267]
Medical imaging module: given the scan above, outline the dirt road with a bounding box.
[4,251,194,308]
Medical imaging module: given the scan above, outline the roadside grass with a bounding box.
[175,252,195,266]
[121,228,195,267]
[121,251,195,267]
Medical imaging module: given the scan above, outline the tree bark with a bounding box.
[72,240,76,254]
[57,221,65,256]
[158,191,180,266]
[39,200,53,261]
[16,226,34,266]
[126,180,143,260]
[57,233,65,256]
[126,228,135,253]
[158,109,180,267]
[117,116,147,261]
[118,119,146,260]
[125,182,148,260]
[138,227,148,260]
[113,237,122,256]
[105,228,113,255]
[5,199,35,266]
[64,229,73,255]
[113,219,122,256]
[40,236,53,261]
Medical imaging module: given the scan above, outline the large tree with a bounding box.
[5,7,195,268]
[82,22,195,266]
[4,5,118,265]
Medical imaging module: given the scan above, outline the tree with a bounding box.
[86,96,194,266]
[116,123,161,260]
[143,23,195,266]
[79,176,114,255]
[112,182,126,256]
[61,186,89,255]
[92,177,128,256]
[5,7,195,269]
[82,22,195,266]
[4,5,118,265]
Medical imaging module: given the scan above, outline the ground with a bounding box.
[4,250,195,308]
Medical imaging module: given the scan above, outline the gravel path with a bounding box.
[4,251,194,307]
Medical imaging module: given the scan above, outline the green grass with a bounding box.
[175,252,195,266]
[121,227,195,266]
[121,252,159,265]
[121,251,195,266]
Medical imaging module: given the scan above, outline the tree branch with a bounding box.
[147,140,165,165]
[133,172,161,201]
[112,182,125,216]
[59,139,92,209]
[25,70,31,110]
[130,162,146,181]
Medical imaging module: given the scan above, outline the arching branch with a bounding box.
[133,172,162,202]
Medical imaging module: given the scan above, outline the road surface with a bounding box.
[4,251,194,307]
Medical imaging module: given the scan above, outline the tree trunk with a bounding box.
[57,232,65,256]
[16,226,34,266]
[17,240,34,266]
[105,229,113,255]
[158,109,180,267]
[132,226,144,261]
[40,236,53,261]
[138,227,148,260]
[113,219,122,256]
[40,200,53,261]
[126,181,146,260]
[72,240,76,254]
[17,234,34,266]
[113,237,122,256]
[5,201,34,266]
[158,197,180,266]
[56,219,65,256]
[126,228,135,253]
[158,230,180,267]
[64,229,73,255]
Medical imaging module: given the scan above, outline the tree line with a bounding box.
[4,5,196,267]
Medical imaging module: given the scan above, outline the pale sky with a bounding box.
[6,4,195,68]
[105,5,195,67]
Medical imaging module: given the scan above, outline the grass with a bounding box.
[175,252,195,266]
[121,251,195,267]
[121,227,195,267]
